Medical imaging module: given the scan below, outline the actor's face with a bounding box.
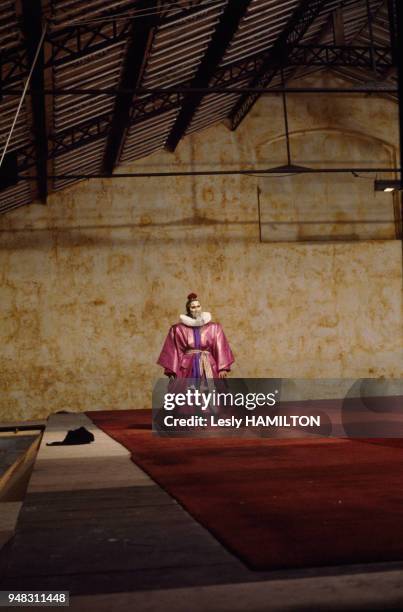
[189,300,202,319]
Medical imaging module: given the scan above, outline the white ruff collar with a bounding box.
[179,312,211,327]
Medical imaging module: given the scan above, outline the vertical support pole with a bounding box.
[395,0,403,238]
[281,69,292,167]
[366,0,377,75]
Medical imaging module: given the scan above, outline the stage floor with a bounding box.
[1,411,403,611]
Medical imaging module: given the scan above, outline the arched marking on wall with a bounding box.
[256,127,401,241]
[256,126,398,166]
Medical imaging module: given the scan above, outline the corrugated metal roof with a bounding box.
[0,0,397,213]
[120,0,228,163]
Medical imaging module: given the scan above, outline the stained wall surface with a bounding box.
[0,74,402,420]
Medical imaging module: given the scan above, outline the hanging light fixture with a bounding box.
[374,180,402,192]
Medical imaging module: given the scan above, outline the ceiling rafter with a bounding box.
[3,40,393,99]
[281,3,342,86]
[102,0,159,174]
[286,44,391,69]
[0,46,28,89]
[19,0,48,203]
[0,0,398,214]
[47,0,209,32]
[13,144,37,171]
[42,1,221,70]
[16,44,391,164]
[45,21,132,68]
[50,112,112,158]
[130,91,184,123]
[323,2,395,98]
[228,0,330,131]
[327,1,383,78]
[165,0,251,153]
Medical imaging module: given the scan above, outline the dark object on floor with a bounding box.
[46,426,95,446]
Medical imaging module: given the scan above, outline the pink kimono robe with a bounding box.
[157,321,234,379]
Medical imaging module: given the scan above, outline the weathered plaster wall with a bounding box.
[0,73,402,420]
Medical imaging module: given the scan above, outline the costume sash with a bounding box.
[186,349,213,379]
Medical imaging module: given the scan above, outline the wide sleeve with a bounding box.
[157,326,182,376]
[213,324,234,372]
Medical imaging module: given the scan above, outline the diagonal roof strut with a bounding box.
[102,0,158,175]
[228,0,329,131]
[165,0,251,153]
[20,0,48,203]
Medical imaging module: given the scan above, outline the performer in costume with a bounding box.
[157,293,234,380]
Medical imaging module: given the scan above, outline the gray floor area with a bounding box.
[0,435,38,478]
[1,412,403,611]
[0,432,42,549]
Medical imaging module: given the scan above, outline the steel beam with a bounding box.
[17,166,402,180]
[228,0,329,131]
[1,44,393,95]
[44,1,212,68]
[102,0,158,174]
[41,83,396,162]
[45,21,131,69]
[0,46,27,89]
[2,42,392,94]
[15,145,37,171]
[3,84,397,96]
[20,0,47,203]
[2,1,238,82]
[286,45,391,69]
[165,0,251,152]
[49,112,112,158]
[8,39,391,165]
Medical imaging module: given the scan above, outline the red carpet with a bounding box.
[88,409,403,570]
